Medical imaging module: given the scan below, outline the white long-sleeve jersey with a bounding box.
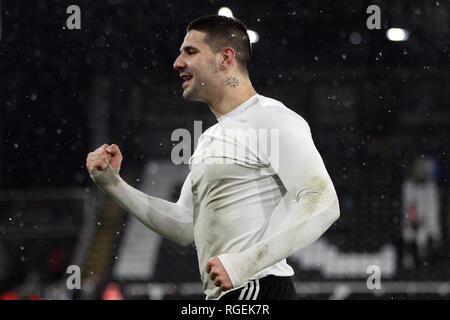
[90,94,340,300]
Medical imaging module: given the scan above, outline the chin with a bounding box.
[182,90,194,101]
[183,88,203,102]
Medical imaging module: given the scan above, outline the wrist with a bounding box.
[218,253,248,289]
[89,165,121,186]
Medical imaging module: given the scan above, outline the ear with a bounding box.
[220,47,236,71]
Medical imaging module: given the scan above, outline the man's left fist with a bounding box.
[205,253,232,291]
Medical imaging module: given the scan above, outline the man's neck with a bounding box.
[207,77,257,119]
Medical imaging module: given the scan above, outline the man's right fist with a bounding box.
[86,144,123,172]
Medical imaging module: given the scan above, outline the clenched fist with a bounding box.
[86,144,123,172]
[206,253,233,291]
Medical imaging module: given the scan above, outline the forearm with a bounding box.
[219,188,340,288]
[90,165,194,246]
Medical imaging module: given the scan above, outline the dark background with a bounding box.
[0,0,448,299]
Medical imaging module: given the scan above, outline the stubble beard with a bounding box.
[182,80,201,101]
[182,58,220,102]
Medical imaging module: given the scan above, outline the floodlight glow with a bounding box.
[247,30,259,44]
[218,7,233,17]
[386,28,409,41]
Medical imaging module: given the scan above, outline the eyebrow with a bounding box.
[179,45,199,53]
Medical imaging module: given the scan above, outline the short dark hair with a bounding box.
[187,15,251,72]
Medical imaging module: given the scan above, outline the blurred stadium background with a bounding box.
[0,0,448,300]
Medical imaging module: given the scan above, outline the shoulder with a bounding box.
[248,94,310,133]
[193,123,219,146]
[201,123,219,136]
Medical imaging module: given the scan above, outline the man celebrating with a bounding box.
[86,15,340,300]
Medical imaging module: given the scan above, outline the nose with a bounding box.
[173,54,186,71]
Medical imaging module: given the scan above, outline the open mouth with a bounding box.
[181,74,193,88]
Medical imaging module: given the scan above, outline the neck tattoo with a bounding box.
[225,76,240,88]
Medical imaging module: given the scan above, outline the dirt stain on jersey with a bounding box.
[256,244,269,261]
[297,175,332,216]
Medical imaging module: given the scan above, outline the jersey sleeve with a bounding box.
[90,165,194,246]
[176,172,195,214]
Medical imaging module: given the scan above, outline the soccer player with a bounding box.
[86,15,340,300]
